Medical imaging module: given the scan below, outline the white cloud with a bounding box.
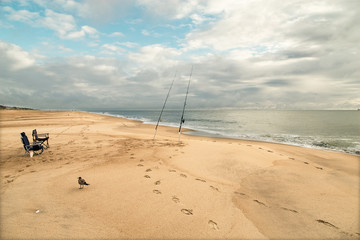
[128,44,181,69]
[38,42,74,54]
[137,0,199,19]
[54,0,81,12]
[141,29,150,36]
[66,31,84,39]
[42,9,76,37]
[189,13,214,25]
[66,25,99,39]
[183,0,359,54]
[76,0,134,23]
[109,32,124,37]
[101,44,125,55]
[0,41,35,70]
[33,0,82,12]
[82,25,98,35]
[58,45,74,52]
[116,42,138,48]
[2,6,99,40]
[184,3,284,51]
[141,29,161,38]
[42,11,99,39]
[2,6,40,23]
[93,64,117,74]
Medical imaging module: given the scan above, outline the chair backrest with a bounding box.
[32,129,37,141]
[21,132,30,147]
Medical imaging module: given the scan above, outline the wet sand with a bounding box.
[1,109,359,239]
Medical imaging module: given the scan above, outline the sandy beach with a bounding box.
[0,109,359,239]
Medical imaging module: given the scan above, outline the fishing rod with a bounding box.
[153,72,177,140]
[178,66,193,141]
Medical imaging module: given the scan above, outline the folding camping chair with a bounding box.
[32,129,50,148]
[21,132,44,155]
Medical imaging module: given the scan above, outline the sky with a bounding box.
[0,0,359,110]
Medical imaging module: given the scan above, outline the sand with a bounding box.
[0,109,359,239]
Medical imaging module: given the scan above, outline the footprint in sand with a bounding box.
[145,168,152,172]
[137,164,144,167]
[210,186,219,191]
[316,219,338,229]
[208,220,219,230]
[315,166,323,170]
[180,173,187,178]
[289,157,295,160]
[140,159,144,162]
[144,175,151,178]
[234,191,247,197]
[304,162,309,164]
[195,178,206,182]
[181,209,193,215]
[281,207,298,213]
[153,189,161,194]
[253,199,267,206]
[154,180,161,185]
[169,169,176,172]
[172,196,180,203]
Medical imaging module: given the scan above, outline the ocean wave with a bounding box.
[85,109,360,155]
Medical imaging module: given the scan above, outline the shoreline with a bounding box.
[1,109,359,239]
[87,109,360,156]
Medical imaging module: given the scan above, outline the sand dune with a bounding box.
[1,110,359,239]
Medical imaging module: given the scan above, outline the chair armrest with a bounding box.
[37,133,49,137]
[25,144,38,151]
[31,141,41,146]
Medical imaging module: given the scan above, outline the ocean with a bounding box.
[85,109,360,155]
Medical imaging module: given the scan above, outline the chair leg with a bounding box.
[36,148,44,155]
[42,140,49,148]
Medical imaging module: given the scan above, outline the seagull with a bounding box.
[78,177,90,189]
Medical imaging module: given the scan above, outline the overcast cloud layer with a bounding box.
[0,0,359,110]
